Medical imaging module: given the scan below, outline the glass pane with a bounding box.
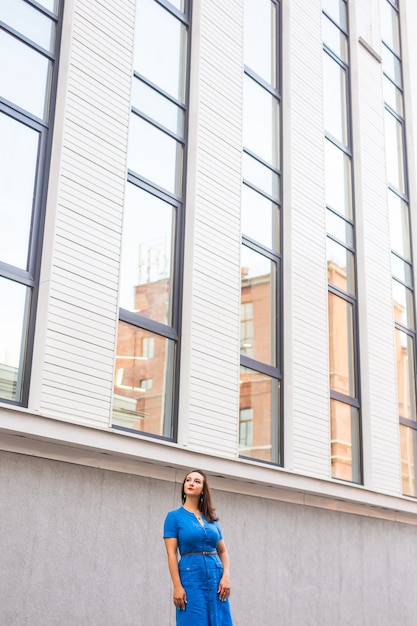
[241,184,280,252]
[167,0,184,10]
[323,52,348,146]
[0,277,31,402]
[395,330,416,421]
[243,74,280,168]
[326,209,353,247]
[322,0,347,30]
[322,13,348,60]
[119,184,175,326]
[330,399,361,482]
[393,280,414,329]
[241,246,276,366]
[327,238,355,295]
[0,0,55,51]
[35,0,59,12]
[133,0,187,102]
[325,140,352,219]
[113,322,175,437]
[382,44,402,88]
[244,0,276,86]
[384,110,405,193]
[0,29,51,119]
[328,293,356,397]
[0,113,40,270]
[128,114,183,195]
[383,76,403,116]
[391,255,412,288]
[400,425,417,497]
[239,366,280,463]
[380,0,400,54]
[388,190,410,259]
[131,78,184,136]
[242,152,280,199]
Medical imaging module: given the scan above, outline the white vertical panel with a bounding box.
[283,0,330,476]
[178,0,242,456]
[351,0,400,494]
[37,0,135,425]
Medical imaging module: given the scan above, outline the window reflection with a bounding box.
[244,0,276,86]
[132,78,184,136]
[0,277,30,402]
[119,184,175,326]
[0,0,55,51]
[128,114,183,195]
[241,246,276,366]
[0,29,52,119]
[394,329,416,421]
[400,425,417,496]
[0,113,40,270]
[388,190,410,259]
[242,152,280,197]
[239,366,280,463]
[380,0,400,54]
[328,293,356,397]
[326,209,353,247]
[133,0,187,102]
[243,74,280,168]
[383,76,403,116]
[241,184,280,252]
[322,13,348,60]
[322,0,347,31]
[392,280,414,328]
[325,139,352,219]
[327,238,355,295]
[113,322,175,437]
[381,44,402,88]
[323,53,348,146]
[384,110,405,193]
[330,399,360,482]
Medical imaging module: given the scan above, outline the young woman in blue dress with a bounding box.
[164,469,234,625]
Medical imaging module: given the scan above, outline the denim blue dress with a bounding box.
[164,507,233,626]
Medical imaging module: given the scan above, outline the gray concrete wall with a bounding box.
[1,450,417,625]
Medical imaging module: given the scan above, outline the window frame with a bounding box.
[0,1,64,406]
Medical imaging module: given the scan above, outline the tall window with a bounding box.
[0,0,62,404]
[323,0,362,483]
[112,0,190,439]
[380,0,416,496]
[240,0,282,464]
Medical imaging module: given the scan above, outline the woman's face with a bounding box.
[184,472,204,498]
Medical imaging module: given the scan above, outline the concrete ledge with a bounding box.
[1,404,417,524]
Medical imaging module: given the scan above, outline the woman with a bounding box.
[164,469,234,625]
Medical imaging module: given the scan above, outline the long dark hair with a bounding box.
[181,469,218,522]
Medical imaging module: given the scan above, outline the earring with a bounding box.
[199,493,204,503]
[182,494,186,503]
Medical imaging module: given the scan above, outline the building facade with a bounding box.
[2,0,417,624]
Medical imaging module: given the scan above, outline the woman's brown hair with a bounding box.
[181,469,218,522]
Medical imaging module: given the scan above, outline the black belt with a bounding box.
[181,551,217,557]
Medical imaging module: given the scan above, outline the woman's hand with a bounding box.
[218,573,231,601]
[173,584,187,610]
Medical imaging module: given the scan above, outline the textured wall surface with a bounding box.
[2,451,417,626]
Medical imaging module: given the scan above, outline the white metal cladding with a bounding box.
[179,0,243,456]
[284,0,330,477]
[351,3,401,493]
[39,0,135,425]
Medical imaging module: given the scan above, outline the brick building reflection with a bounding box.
[113,277,172,436]
[113,257,415,483]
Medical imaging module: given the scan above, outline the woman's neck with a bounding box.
[183,497,201,514]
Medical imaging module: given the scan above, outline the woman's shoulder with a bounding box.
[165,506,185,520]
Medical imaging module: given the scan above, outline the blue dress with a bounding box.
[164,507,233,626]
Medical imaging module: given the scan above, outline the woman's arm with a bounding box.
[164,538,187,610]
[216,539,231,601]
